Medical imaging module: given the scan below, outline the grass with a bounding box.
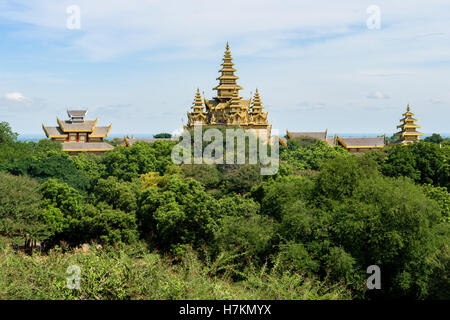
[0,237,351,300]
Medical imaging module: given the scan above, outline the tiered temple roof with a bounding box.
[42,110,113,155]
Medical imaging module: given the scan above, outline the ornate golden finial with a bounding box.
[226,42,230,51]
[407,104,410,112]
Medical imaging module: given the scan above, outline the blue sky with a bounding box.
[0,0,449,136]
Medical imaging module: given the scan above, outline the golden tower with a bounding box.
[214,42,244,101]
[394,104,424,144]
[186,43,271,138]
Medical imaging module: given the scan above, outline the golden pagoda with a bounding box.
[394,104,424,144]
[186,43,271,138]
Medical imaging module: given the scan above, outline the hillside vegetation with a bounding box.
[0,121,449,299]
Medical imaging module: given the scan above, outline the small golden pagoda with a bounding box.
[186,43,271,138]
[394,104,424,144]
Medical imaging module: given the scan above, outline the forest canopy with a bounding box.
[0,121,449,300]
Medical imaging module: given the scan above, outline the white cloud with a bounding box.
[367,91,389,99]
[3,92,31,103]
[4,0,449,61]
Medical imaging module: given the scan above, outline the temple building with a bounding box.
[394,104,424,144]
[283,130,335,147]
[336,136,386,153]
[282,128,386,153]
[186,43,271,140]
[42,110,114,155]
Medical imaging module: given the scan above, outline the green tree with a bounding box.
[0,172,53,245]
[424,133,444,144]
[281,139,350,171]
[41,179,138,246]
[0,121,18,144]
[153,133,172,138]
[137,175,218,250]
[101,140,176,181]
[381,142,449,189]
[8,151,91,191]
[93,176,141,213]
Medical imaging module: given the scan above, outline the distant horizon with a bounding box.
[17,132,450,142]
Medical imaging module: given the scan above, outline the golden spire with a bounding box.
[213,43,243,100]
[192,88,204,114]
[407,104,410,112]
[251,88,264,114]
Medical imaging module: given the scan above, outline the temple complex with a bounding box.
[42,110,114,155]
[186,43,271,140]
[394,104,424,144]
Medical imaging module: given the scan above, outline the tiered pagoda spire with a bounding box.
[213,42,243,101]
[186,42,272,139]
[251,89,263,114]
[187,88,206,126]
[250,89,268,125]
[192,88,204,114]
[394,104,424,144]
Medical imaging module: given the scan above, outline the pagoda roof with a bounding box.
[213,84,244,90]
[287,130,327,141]
[397,124,421,129]
[42,125,66,138]
[61,142,114,152]
[337,136,385,148]
[394,131,424,136]
[91,125,112,138]
[57,118,98,132]
[400,117,418,122]
[216,75,240,80]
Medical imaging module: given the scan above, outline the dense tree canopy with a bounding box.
[380,142,449,189]
[0,120,449,299]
